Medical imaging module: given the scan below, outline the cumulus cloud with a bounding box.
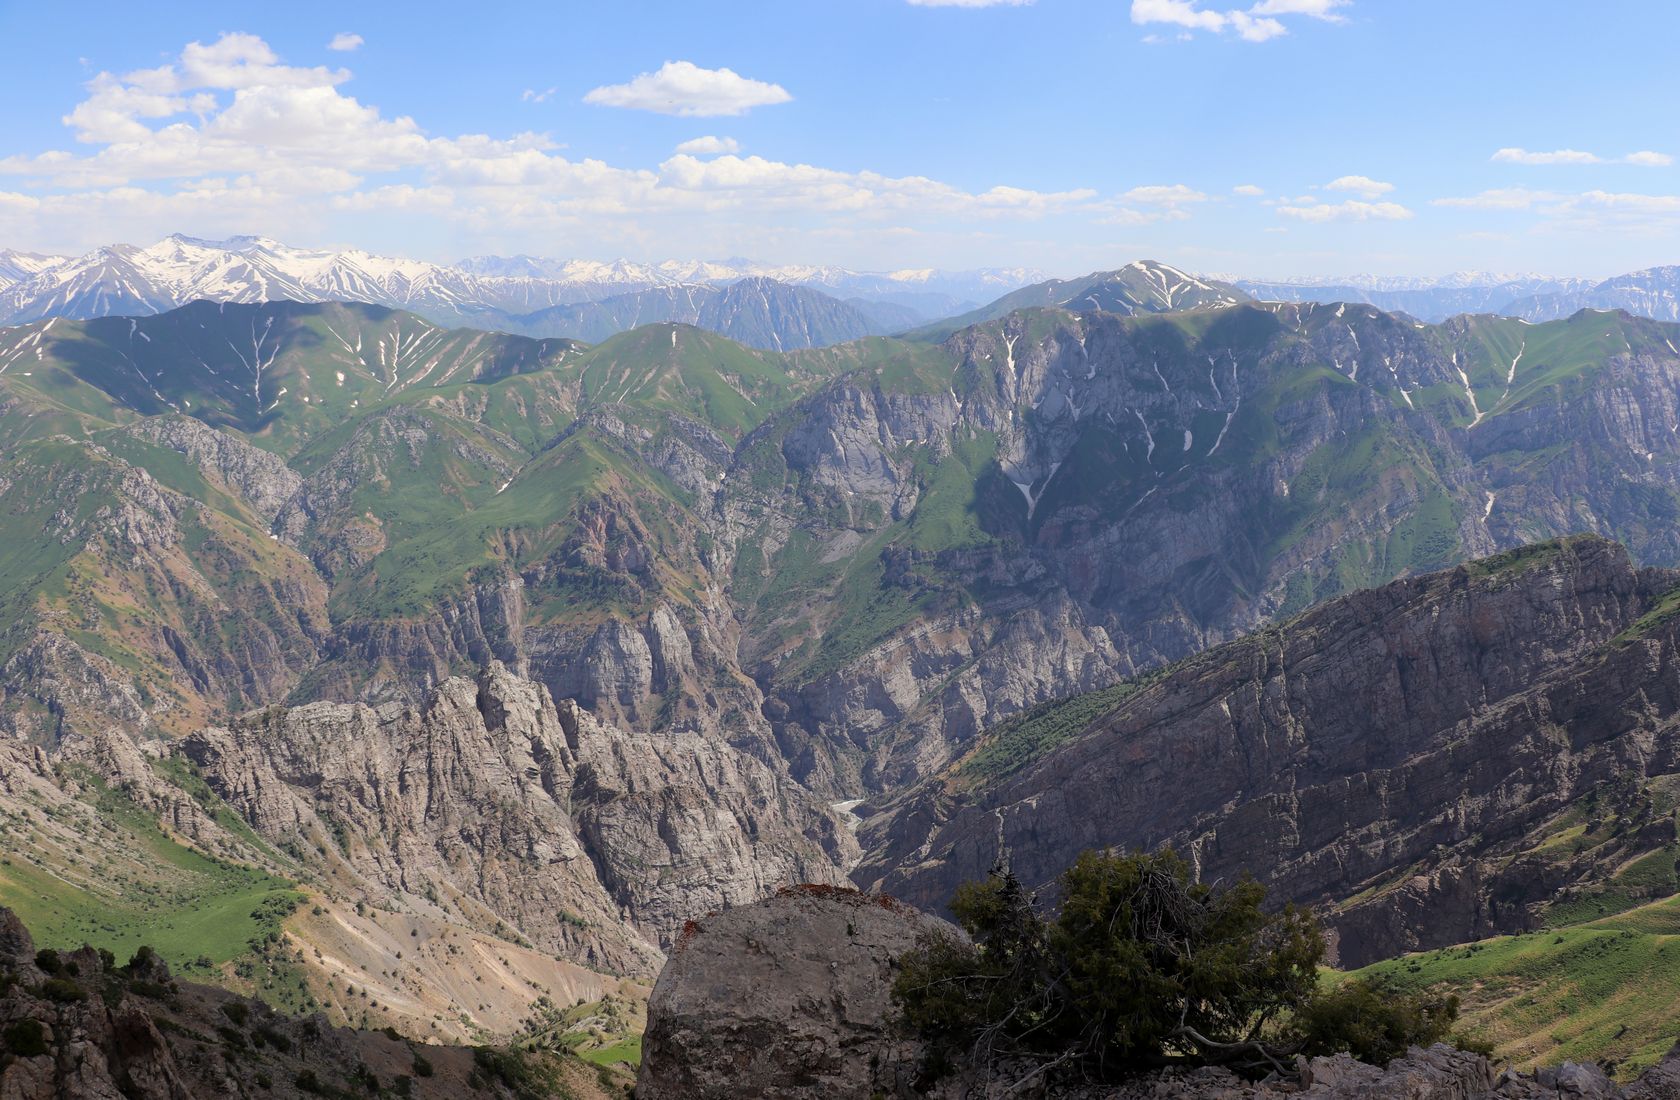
[656,153,1097,217]
[1248,0,1348,15]
[1323,174,1394,198]
[327,33,363,52]
[1091,184,1208,225]
[1492,146,1673,167]
[0,34,1109,254]
[1129,0,1348,42]
[1233,184,1265,196]
[1121,184,1208,205]
[583,60,791,117]
[1277,199,1412,222]
[1572,190,1680,216]
[674,136,741,155]
[1626,150,1675,167]
[522,87,557,103]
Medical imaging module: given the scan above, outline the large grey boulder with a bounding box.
[638,886,953,1099]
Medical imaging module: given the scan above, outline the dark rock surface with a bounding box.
[637,886,949,1099]
[859,536,1680,966]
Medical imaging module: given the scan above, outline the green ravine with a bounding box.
[0,782,302,977]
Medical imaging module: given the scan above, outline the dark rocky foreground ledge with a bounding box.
[0,907,625,1099]
[637,888,1680,1099]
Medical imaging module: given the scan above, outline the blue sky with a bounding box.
[0,0,1676,278]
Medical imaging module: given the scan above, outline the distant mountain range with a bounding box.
[911,260,1250,339]
[1234,268,1680,323]
[8,235,1680,352]
[1502,266,1680,322]
[0,234,1040,348]
[502,276,925,349]
[1235,274,1581,322]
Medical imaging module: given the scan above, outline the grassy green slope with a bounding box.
[318,323,858,626]
[0,301,580,456]
[0,779,302,978]
[572,324,832,441]
[1343,771,1680,1078]
[1353,896,1680,1078]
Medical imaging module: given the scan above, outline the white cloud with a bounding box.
[1248,0,1348,15]
[1492,147,1673,167]
[522,87,557,103]
[1324,174,1394,198]
[1129,0,1348,41]
[1278,199,1412,222]
[327,33,363,52]
[1492,147,1599,166]
[1432,188,1557,210]
[0,34,1105,254]
[1121,183,1208,205]
[583,60,791,117]
[1436,187,1680,218]
[1572,190,1680,216]
[1091,184,1208,225]
[1626,150,1675,167]
[674,136,741,155]
[656,154,1097,217]
[1233,184,1265,196]
[1432,188,1680,234]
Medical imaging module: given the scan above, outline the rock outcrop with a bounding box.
[182,663,856,973]
[637,885,950,1099]
[122,414,305,524]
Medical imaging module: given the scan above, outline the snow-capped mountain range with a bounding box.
[1234,269,1680,323]
[0,235,1042,331]
[1235,270,1549,292]
[4,235,1680,334]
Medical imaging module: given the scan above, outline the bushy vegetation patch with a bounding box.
[896,848,1462,1086]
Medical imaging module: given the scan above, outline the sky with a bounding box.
[0,0,1676,279]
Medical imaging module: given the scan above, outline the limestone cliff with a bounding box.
[182,663,856,973]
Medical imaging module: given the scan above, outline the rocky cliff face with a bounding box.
[857,536,1680,966]
[181,663,855,973]
[13,301,1680,810]
[121,415,305,525]
[725,303,1680,796]
[0,434,331,741]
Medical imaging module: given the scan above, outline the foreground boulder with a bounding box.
[637,885,952,1099]
[637,890,1680,1099]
